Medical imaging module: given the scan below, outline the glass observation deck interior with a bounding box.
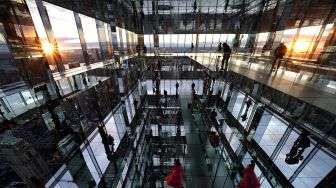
[1,0,336,188]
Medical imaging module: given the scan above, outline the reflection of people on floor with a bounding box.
[133,98,138,109]
[210,109,217,125]
[192,89,197,101]
[241,99,252,122]
[164,99,168,108]
[285,132,310,164]
[208,131,219,148]
[166,159,184,188]
[164,89,168,98]
[237,160,261,188]
[176,126,181,137]
[176,109,182,125]
[175,82,179,98]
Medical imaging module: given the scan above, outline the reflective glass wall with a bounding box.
[27,0,115,73]
[218,78,336,188]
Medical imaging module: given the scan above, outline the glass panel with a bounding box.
[274,130,315,179]
[231,92,245,118]
[96,20,109,61]
[240,34,249,48]
[144,34,153,52]
[5,93,26,115]
[222,83,230,101]
[222,121,232,141]
[125,98,132,123]
[57,78,73,95]
[230,133,241,152]
[81,146,101,184]
[58,171,78,188]
[114,110,126,140]
[311,23,334,59]
[293,147,336,187]
[238,97,256,129]
[242,152,262,178]
[44,2,85,69]
[122,28,127,52]
[281,28,298,54]
[292,26,321,59]
[253,112,287,156]
[79,14,102,63]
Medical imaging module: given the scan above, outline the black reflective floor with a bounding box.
[178,88,234,188]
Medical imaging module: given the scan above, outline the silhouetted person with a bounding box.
[166,159,184,188]
[82,75,88,88]
[143,45,147,54]
[192,89,197,101]
[136,44,141,55]
[134,98,138,109]
[107,134,114,153]
[175,82,179,97]
[208,131,219,148]
[164,99,168,108]
[164,90,168,98]
[271,43,287,71]
[285,132,310,164]
[262,44,267,55]
[193,0,197,12]
[241,99,252,121]
[210,109,217,125]
[191,43,194,49]
[176,126,181,137]
[191,82,195,90]
[218,42,222,52]
[237,160,261,188]
[176,109,182,125]
[225,0,229,11]
[221,43,231,70]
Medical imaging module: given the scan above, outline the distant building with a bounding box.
[0,136,50,185]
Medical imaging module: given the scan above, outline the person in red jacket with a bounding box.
[237,160,261,188]
[166,159,184,188]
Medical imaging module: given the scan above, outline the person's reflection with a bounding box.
[285,131,310,164]
[241,99,252,122]
[237,160,260,188]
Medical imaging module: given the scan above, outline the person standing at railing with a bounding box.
[271,43,287,71]
[221,43,232,70]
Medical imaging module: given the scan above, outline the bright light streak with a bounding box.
[42,42,54,54]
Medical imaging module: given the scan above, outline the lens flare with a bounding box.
[294,41,310,52]
[42,42,54,54]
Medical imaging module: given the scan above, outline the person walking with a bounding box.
[271,43,287,71]
[221,43,231,70]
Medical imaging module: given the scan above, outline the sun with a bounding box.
[42,42,54,54]
[294,41,310,53]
